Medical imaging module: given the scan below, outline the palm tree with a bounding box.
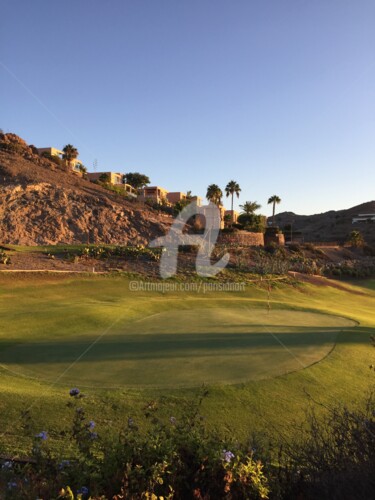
[267,195,281,227]
[225,180,241,223]
[240,201,261,215]
[62,144,79,169]
[206,184,223,206]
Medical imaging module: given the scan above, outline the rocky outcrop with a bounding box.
[0,133,170,245]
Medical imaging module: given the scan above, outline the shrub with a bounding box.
[41,152,64,167]
[279,395,375,499]
[0,391,270,499]
[0,141,24,155]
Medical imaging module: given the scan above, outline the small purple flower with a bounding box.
[222,450,235,463]
[77,486,89,496]
[89,432,98,440]
[88,420,95,430]
[35,431,48,441]
[69,388,80,397]
[2,461,12,469]
[7,481,17,489]
[58,459,70,470]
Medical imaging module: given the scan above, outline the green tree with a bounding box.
[123,172,150,190]
[238,213,266,233]
[240,201,261,215]
[225,180,241,223]
[62,144,79,169]
[206,184,223,206]
[99,173,111,184]
[267,195,281,227]
[347,230,365,247]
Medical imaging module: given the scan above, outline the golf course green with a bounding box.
[0,273,374,453]
[0,307,356,387]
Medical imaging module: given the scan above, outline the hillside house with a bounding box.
[87,172,137,197]
[139,186,170,205]
[166,192,203,207]
[166,192,187,204]
[352,213,375,224]
[37,147,83,174]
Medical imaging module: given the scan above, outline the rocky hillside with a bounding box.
[0,133,170,245]
[273,201,375,244]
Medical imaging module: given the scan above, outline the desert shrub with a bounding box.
[0,141,24,155]
[278,395,375,500]
[28,144,39,155]
[79,245,162,262]
[288,243,301,253]
[41,152,64,167]
[0,251,10,265]
[346,230,365,248]
[144,198,175,215]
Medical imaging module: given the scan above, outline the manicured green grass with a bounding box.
[0,274,374,455]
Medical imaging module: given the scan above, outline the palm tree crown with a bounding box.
[62,144,79,167]
[206,184,223,206]
[267,195,281,226]
[240,201,261,215]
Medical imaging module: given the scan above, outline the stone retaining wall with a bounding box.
[218,231,264,246]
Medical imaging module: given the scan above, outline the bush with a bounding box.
[0,141,24,155]
[0,251,10,265]
[79,245,162,262]
[279,395,375,499]
[0,390,270,499]
[288,243,301,253]
[41,152,64,167]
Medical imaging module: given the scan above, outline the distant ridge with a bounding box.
[273,201,375,244]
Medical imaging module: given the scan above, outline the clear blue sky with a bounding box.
[1,0,374,215]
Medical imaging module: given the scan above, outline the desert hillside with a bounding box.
[0,133,170,245]
[273,201,375,244]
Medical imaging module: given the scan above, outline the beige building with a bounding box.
[140,186,170,205]
[87,171,123,185]
[37,147,83,174]
[87,172,137,197]
[166,191,187,204]
[166,192,204,207]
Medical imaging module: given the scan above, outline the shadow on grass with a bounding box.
[0,326,370,365]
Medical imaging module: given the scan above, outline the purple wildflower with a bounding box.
[7,481,17,489]
[222,450,235,463]
[58,460,70,470]
[77,486,89,496]
[2,461,12,469]
[89,432,98,440]
[69,388,80,397]
[35,431,48,441]
[88,420,95,430]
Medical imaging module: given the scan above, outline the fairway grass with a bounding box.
[0,273,374,454]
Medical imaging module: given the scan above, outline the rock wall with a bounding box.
[218,231,264,246]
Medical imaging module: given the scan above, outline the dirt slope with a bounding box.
[0,133,170,245]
